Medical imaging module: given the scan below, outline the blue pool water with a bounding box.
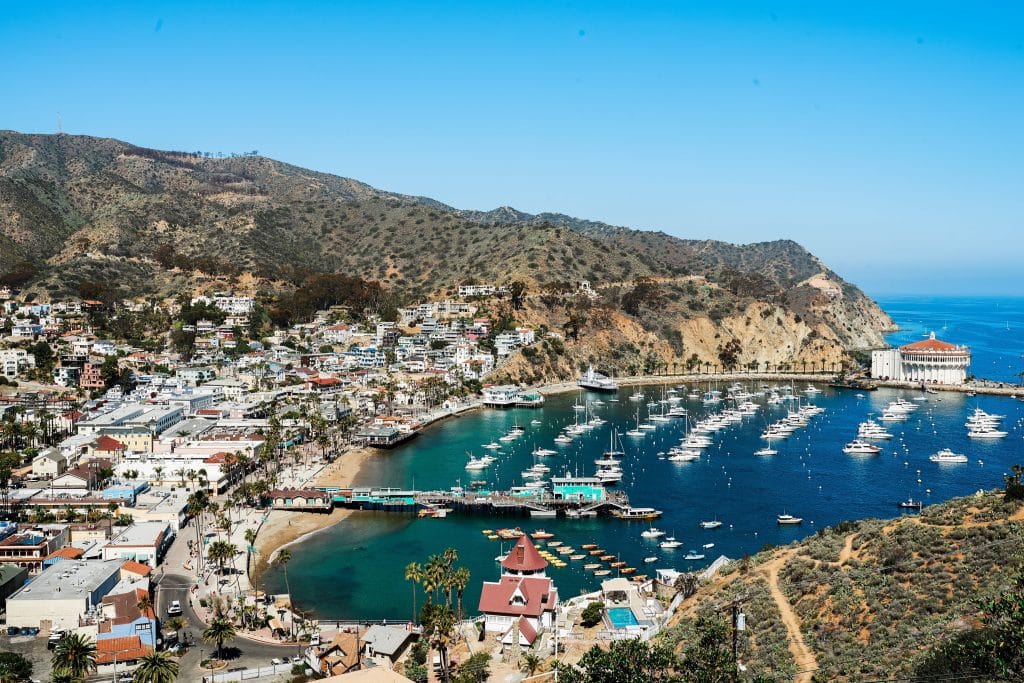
[607,607,640,629]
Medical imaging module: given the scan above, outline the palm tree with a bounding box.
[51,633,97,681]
[136,592,153,616]
[452,566,470,620]
[276,548,292,601]
[520,651,542,677]
[244,527,258,575]
[164,616,185,645]
[132,651,179,683]
[404,561,423,623]
[202,617,236,662]
[153,466,164,485]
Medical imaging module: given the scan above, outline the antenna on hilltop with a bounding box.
[56,112,63,135]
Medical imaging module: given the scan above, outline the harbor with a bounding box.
[263,378,1024,620]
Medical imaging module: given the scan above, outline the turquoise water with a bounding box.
[263,297,1024,620]
[607,607,640,628]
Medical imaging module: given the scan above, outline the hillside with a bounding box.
[0,131,894,376]
[661,490,1024,681]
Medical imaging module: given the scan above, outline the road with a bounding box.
[156,540,301,679]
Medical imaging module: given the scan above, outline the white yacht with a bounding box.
[465,456,490,470]
[930,448,968,463]
[843,440,882,454]
[967,427,1007,439]
[578,365,619,392]
[659,536,683,549]
[699,520,722,529]
[641,527,666,539]
[777,514,803,525]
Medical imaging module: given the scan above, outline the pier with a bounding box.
[269,484,635,519]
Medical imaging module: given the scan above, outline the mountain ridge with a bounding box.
[0,130,893,379]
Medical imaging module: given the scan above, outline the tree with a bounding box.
[453,652,492,683]
[0,651,33,682]
[559,639,680,683]
[452,566,470,620]
[1004,464,1024,501]
[132,651,179,683]
[520,651,542,677]
[276,548,292,601]
[202,617,237,662]
[919,570,1024,679]
[164,616,186,645]
[244,527,258,574]
[51,633,97,681]
[580,601,605,628]
[405,561,423,623]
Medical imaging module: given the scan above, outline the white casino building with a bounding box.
[871,332,970,385]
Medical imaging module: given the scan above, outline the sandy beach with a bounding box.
[251,445,376,580]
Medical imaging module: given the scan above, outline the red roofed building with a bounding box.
[95,635,153,665]
[872,332,971,385]
[478,536,558,648]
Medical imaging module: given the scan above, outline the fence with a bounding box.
[206,662,295,682]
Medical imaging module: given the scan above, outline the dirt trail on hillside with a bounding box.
[758,550,819,683]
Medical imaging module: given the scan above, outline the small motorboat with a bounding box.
[593,569,611,576]
[702,543,715,549]
[643,556,659,563]
[684,551,706,560]
[599,554,616,561]
[530,529,554,539]
[641,527,666,539]
[898,499,923,510]
[620,567,637,574]
[659,537,682,549]
[699,520,722,530]
[610,561,626,568]
[583,563,601,570]
[569,554,585,560]
[547,541,563,547]
[581,543,598,550]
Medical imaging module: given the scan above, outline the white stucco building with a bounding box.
[871,332,970,385]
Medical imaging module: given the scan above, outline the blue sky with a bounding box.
[3,1,1022,295]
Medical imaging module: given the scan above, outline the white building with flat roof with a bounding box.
[5,558,123,629]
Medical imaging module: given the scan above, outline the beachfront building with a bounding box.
[871,332,971,385]
[478,535,559,648]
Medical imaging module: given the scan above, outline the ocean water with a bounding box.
[262,297,1024,620]
[877,295,1024,384]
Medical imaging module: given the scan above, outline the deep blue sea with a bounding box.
[263,297,1024,620]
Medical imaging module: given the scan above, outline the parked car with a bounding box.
[271,658,284,666]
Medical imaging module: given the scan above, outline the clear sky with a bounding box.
[3,1,1022,295]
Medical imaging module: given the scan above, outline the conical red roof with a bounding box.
[501,535,548,572]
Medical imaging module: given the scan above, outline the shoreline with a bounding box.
[537,372,1024,398]
[251,372,1021,583]
[251,445,376,581]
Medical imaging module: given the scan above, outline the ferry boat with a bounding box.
[777,514,803,525]
[578,365,619,392]
[613,506,663,520]
[929,448,969,463]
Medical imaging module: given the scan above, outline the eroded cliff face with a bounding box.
[488,272,894,385]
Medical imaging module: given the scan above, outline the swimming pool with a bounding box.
[606,607,640,629]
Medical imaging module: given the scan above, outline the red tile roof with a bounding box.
[44,547,84,561]
[121,560,152,577]
[503,616,538,645]
[93,435,126,452]
[478,576,556,618]
[900,338,965,353]
[501,536,547,573]
[96,635,152,664]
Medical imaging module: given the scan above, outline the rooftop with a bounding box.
[108,522,168,547]
[8,559,122,601]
